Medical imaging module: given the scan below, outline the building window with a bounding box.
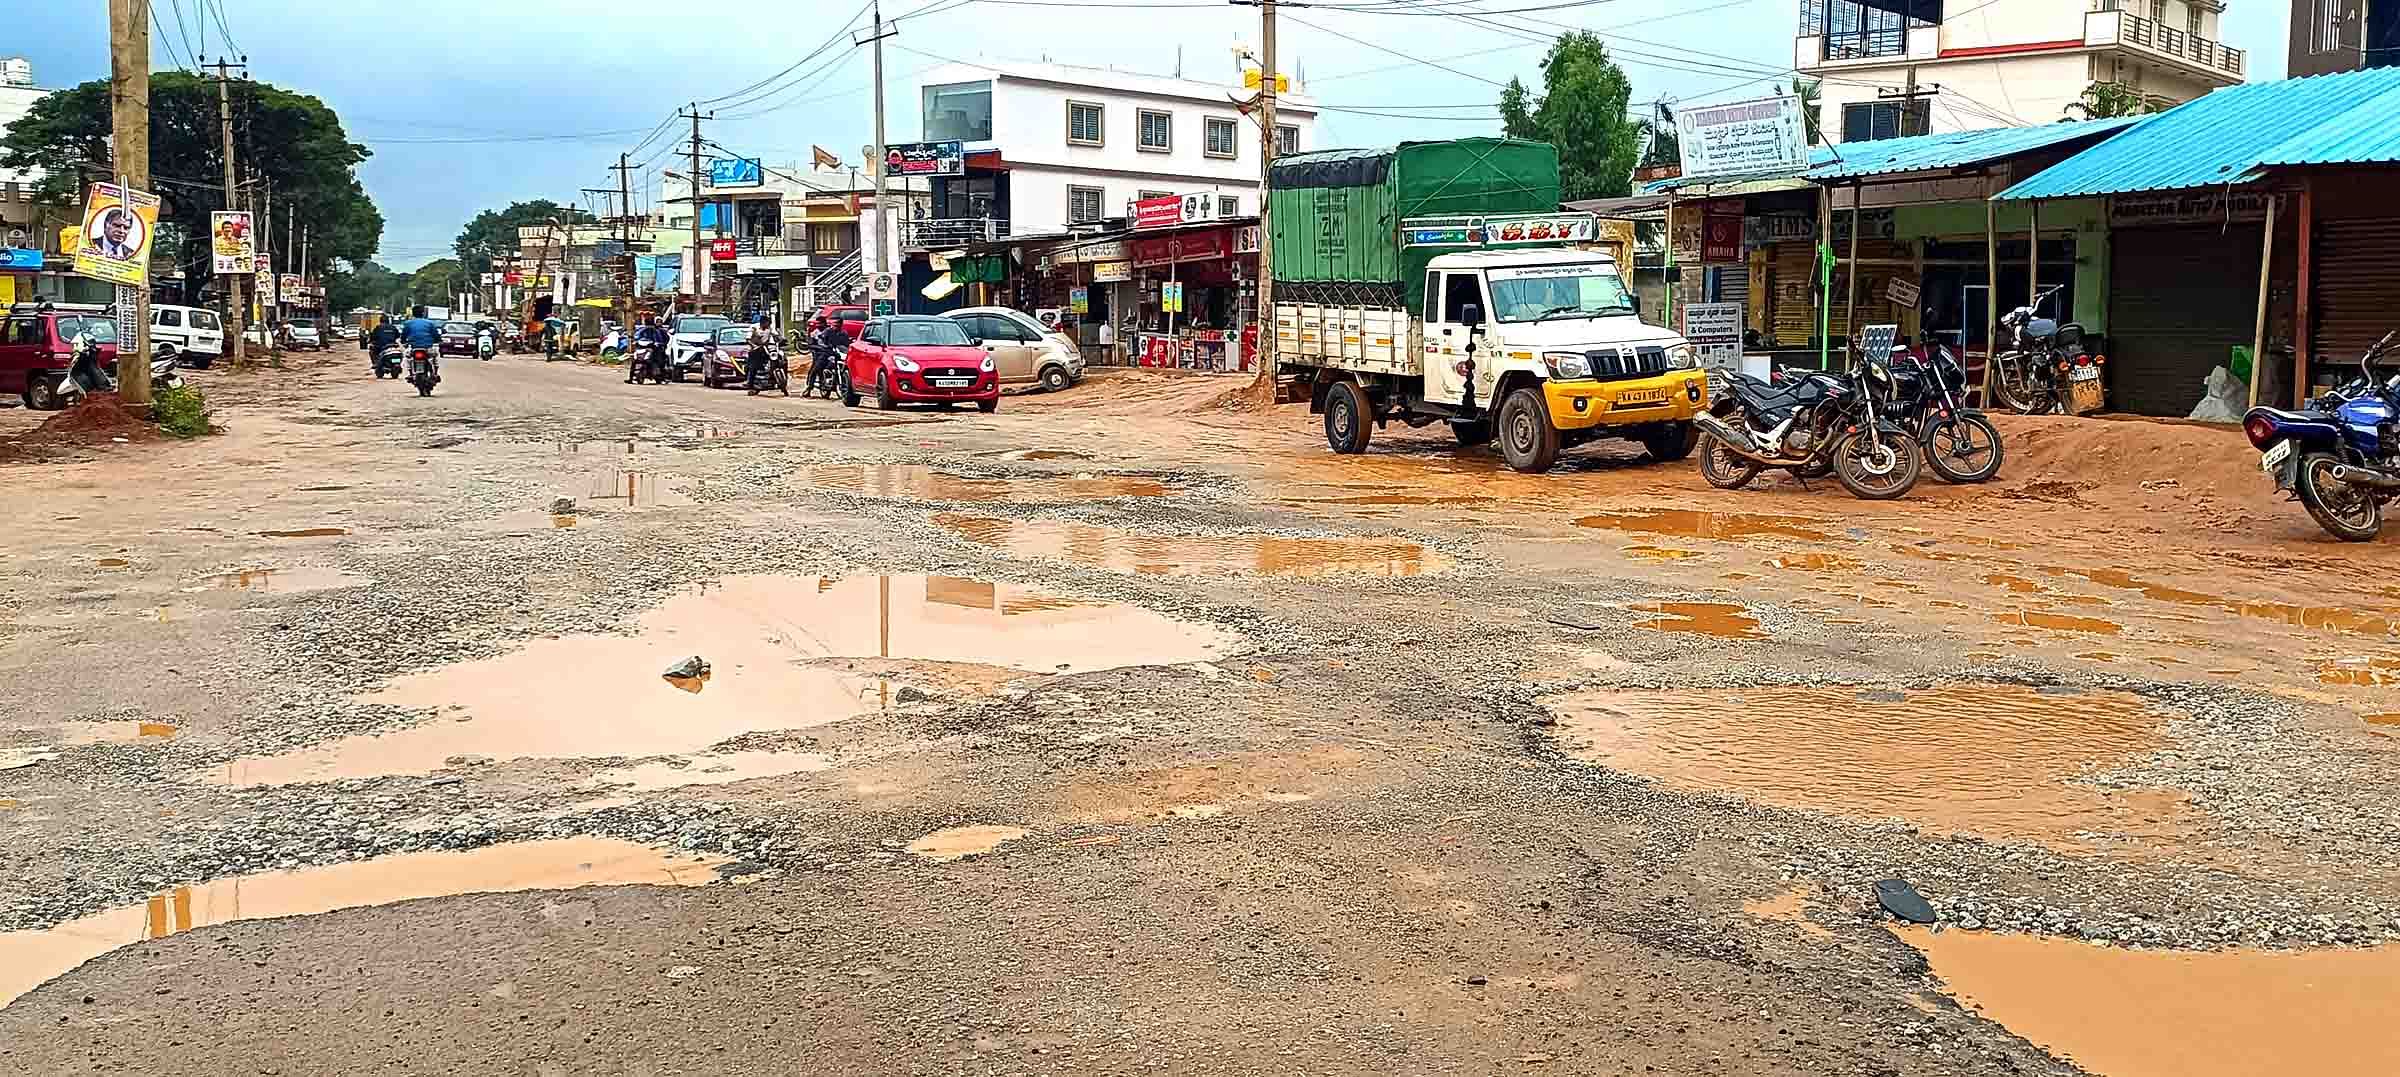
[1068,185,1106,223]
[810,222,848,255]
[1137,108,1172,152]
[1204,117,1239,159]
[1067,101,1104,146]
[922,81,993,143]
[1275,124,1299,156]
[1218,195,1239,217]
[2149,0,2164,18]
[1841,99,1929,141]
[2187,6,2202,34]
[1137,189,1172,201]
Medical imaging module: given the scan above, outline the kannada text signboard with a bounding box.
[1674,96,1807,182]
[884,141,964,178]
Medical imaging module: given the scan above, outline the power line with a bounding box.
[151,2,196,71]
[204,0,243,57]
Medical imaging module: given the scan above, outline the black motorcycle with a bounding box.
[1890,344,2005,483]
[372,344,404,379]
[746,341,789,396]
[1696,351,1924,500]
[630,343,672,385]
[1991,285,2085,415]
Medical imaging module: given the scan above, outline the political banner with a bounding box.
[73,182,161,287]
[211,211,256,274]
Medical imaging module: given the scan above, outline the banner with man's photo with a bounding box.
[212,211,256,274]
[73,182,161,287]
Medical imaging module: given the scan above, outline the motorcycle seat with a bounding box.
[2251,407,2329,424]
[1732,379,1812,413]
[2024,318,2059,340]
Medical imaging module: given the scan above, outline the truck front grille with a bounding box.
[1583,345,1669,382]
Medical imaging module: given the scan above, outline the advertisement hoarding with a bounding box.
[1132,195,1184,230]
[1674,96,1807,182]
[73,182,161,287]
[883,141,964,178]
[707,157,763,188]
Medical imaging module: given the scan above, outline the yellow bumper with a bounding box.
[1543,370,1708,431]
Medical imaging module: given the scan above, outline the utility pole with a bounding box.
[1256,0,1280,379]
[204,57,248,369]
[612,153,635,329]
[678,104,712,311]
[107,0,154,405]
[300,223,310,323]
[869,0,892,278]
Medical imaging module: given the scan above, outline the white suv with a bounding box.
[150,304,225,367]
[946,306,1085,392]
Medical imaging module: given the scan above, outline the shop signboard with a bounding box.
[1057,239,1128,265]
[1162,281,1185,313]
[1069,287,1089,315]
[2109,188,2270,227]
[1131,228,1230,268]
[884,140,964,178]
[0,247,43,270]
[1674,96,1807,182]
[1234,225,1260,255]
[1701,213,1743,263]
[1744,214,1814,247]
[72,182,161,287]
[1682,301,1744,370]
[1091,260,1132,282]
[709,238,738,262]
[869,272,897,317]
[210,211,255,274]
[1884,277,1922,309]
[707,157,763,188]
[1132,195,1185,230]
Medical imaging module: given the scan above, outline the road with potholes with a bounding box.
[2,352,2397,1075]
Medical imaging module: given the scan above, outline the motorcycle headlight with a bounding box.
[892,354,920,372]
[1541,351,1592,380]
[980,355,997,373]
[1666,342,1697,369]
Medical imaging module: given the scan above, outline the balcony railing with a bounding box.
[2087,2,2244,76]
[900,217,1007,251]
[1822,27,1907,60]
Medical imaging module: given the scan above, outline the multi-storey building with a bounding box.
[2290,0,2400,74]
[1796,0,2245,141]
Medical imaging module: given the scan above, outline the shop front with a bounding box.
[1126,221,1259,373]
[1030,234,1134,364]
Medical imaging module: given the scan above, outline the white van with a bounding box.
[151,304,225,368]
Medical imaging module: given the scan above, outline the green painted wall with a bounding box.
[1892,197,2109,331]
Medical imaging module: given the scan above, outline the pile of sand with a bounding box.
[0,392,159,463]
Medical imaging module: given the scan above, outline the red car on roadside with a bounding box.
[1,303,120,410]
[842,315,997,412]
[813,303,867,339]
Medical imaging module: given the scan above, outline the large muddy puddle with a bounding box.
[804,464,1173,502]
[215,575,1236,785]
[1575,509,1836,543]
[1901,927,2400,1077]
[1544,684,2187,849]
[186,567,369,594]
[0,837,724,1008]
[934,514,1449,578]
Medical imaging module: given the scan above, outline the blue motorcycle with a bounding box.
[2244,330,2400,541]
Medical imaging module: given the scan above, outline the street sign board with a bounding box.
[870,272,897,317]
[1675,96,1808,181]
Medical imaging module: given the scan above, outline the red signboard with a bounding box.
[1130,228,1232,269]
[503,270,523,285]
[709,237,738,262]
[1701,213,1743,264]
[1132,195,1184,231]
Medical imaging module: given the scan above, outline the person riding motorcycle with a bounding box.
[807,317,850,398]
[366,318,403,375]
[744,315,778,395]
[399,306,443,379]
[628,316,669,383]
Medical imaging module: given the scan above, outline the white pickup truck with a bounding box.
[1275,213,1708,473]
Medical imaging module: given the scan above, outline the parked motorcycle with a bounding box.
[1890,343,2005,483]
[54,332,180,407]
[406,347,440,397]
[1696,350,1924,500]
[477,331,497,361]
[1990,285,2099,415]
[2244,329,2400,541]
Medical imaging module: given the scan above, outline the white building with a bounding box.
[1796,0,2246,142]
[908,60,1318,246]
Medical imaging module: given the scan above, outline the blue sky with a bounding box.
[15,0,2290,271]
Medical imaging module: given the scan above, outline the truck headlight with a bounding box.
[1666,343,1697,369]
[1541,351,1592,380]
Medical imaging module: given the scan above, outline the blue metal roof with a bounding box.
[1998,67,2400,201]
[1804,117,2143,181]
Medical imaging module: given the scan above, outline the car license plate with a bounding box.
[2070,364,2100,383]
[931,377,971,388]
[2259,440,2294,475]
[1615,387,1667,405]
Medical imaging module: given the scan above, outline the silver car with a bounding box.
[946,306,1085,392]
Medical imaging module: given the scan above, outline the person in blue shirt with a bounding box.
[628,316,669,383]
[399,306,442,350]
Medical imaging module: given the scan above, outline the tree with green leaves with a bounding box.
[453,201,596,280]
[0,72,382,302]
[1497,32,1642,201]
[2064,81,2162,120]
[405,259,465,308]
[323,260,408,314]
[1791,77,1825,146]
[1638,102,1680,171]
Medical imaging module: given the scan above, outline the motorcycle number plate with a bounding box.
[2070,364,2100,383]
[2259,440,2294,474]
[931,378,971,388]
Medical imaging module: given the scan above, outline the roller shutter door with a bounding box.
[2108,225,2260,416]
[2311,216,2400,369]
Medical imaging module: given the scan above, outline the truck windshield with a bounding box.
[1487,266,1636,323]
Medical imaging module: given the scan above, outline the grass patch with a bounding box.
[153,384,213,438]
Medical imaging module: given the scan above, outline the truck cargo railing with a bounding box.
[1273,301,1418,374]
[1400,212,1602,250]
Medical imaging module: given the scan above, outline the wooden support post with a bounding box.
[1845,183,1860,368]
[2248,193,2278,409]
[2294,176,2314,407]
[1983,197,1998,403]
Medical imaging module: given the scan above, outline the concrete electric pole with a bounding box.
[680,104,711,309]
[204,57,248,369]
[1233,0,1281,384]
[870,0,892,278]
[107,0,154,405]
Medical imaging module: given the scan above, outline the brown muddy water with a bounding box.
[187,566,368,594]
[905,824,1030,862]
[934,514,1450,578]
[0,838,725,1008]
[1900,926,2400,1077]
[1544,684,2187,850]
[804,464,1172,502]
[1630,601,1764,640]
[1575,509,1836,543]
[586,750,835,792]
[213,574,1236,785]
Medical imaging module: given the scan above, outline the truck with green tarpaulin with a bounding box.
[1268,137,1706,473]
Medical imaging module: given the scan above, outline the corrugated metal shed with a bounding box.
[1804,117,2142,181]
[1998,67,2400,201]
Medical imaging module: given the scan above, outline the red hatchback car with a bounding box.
[2,303,120,410]
[842,316,998,412]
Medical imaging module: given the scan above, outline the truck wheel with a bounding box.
[1453,420,1492,447]
[1496,388,1560,473]
[1641,421,1697,462]
[1324,380,1372,455]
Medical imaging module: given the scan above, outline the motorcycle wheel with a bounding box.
[2296,452,2384,542]
[1696,433,1761,490]
[1831,423,1924,500]
[1923,411,2005,483]
[1989,356,2044,415]
[416,381,433,398]
[840,370,860,408]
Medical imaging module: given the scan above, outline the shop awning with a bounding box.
[1805,117,2142,182]
[1998,67,2400,201]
